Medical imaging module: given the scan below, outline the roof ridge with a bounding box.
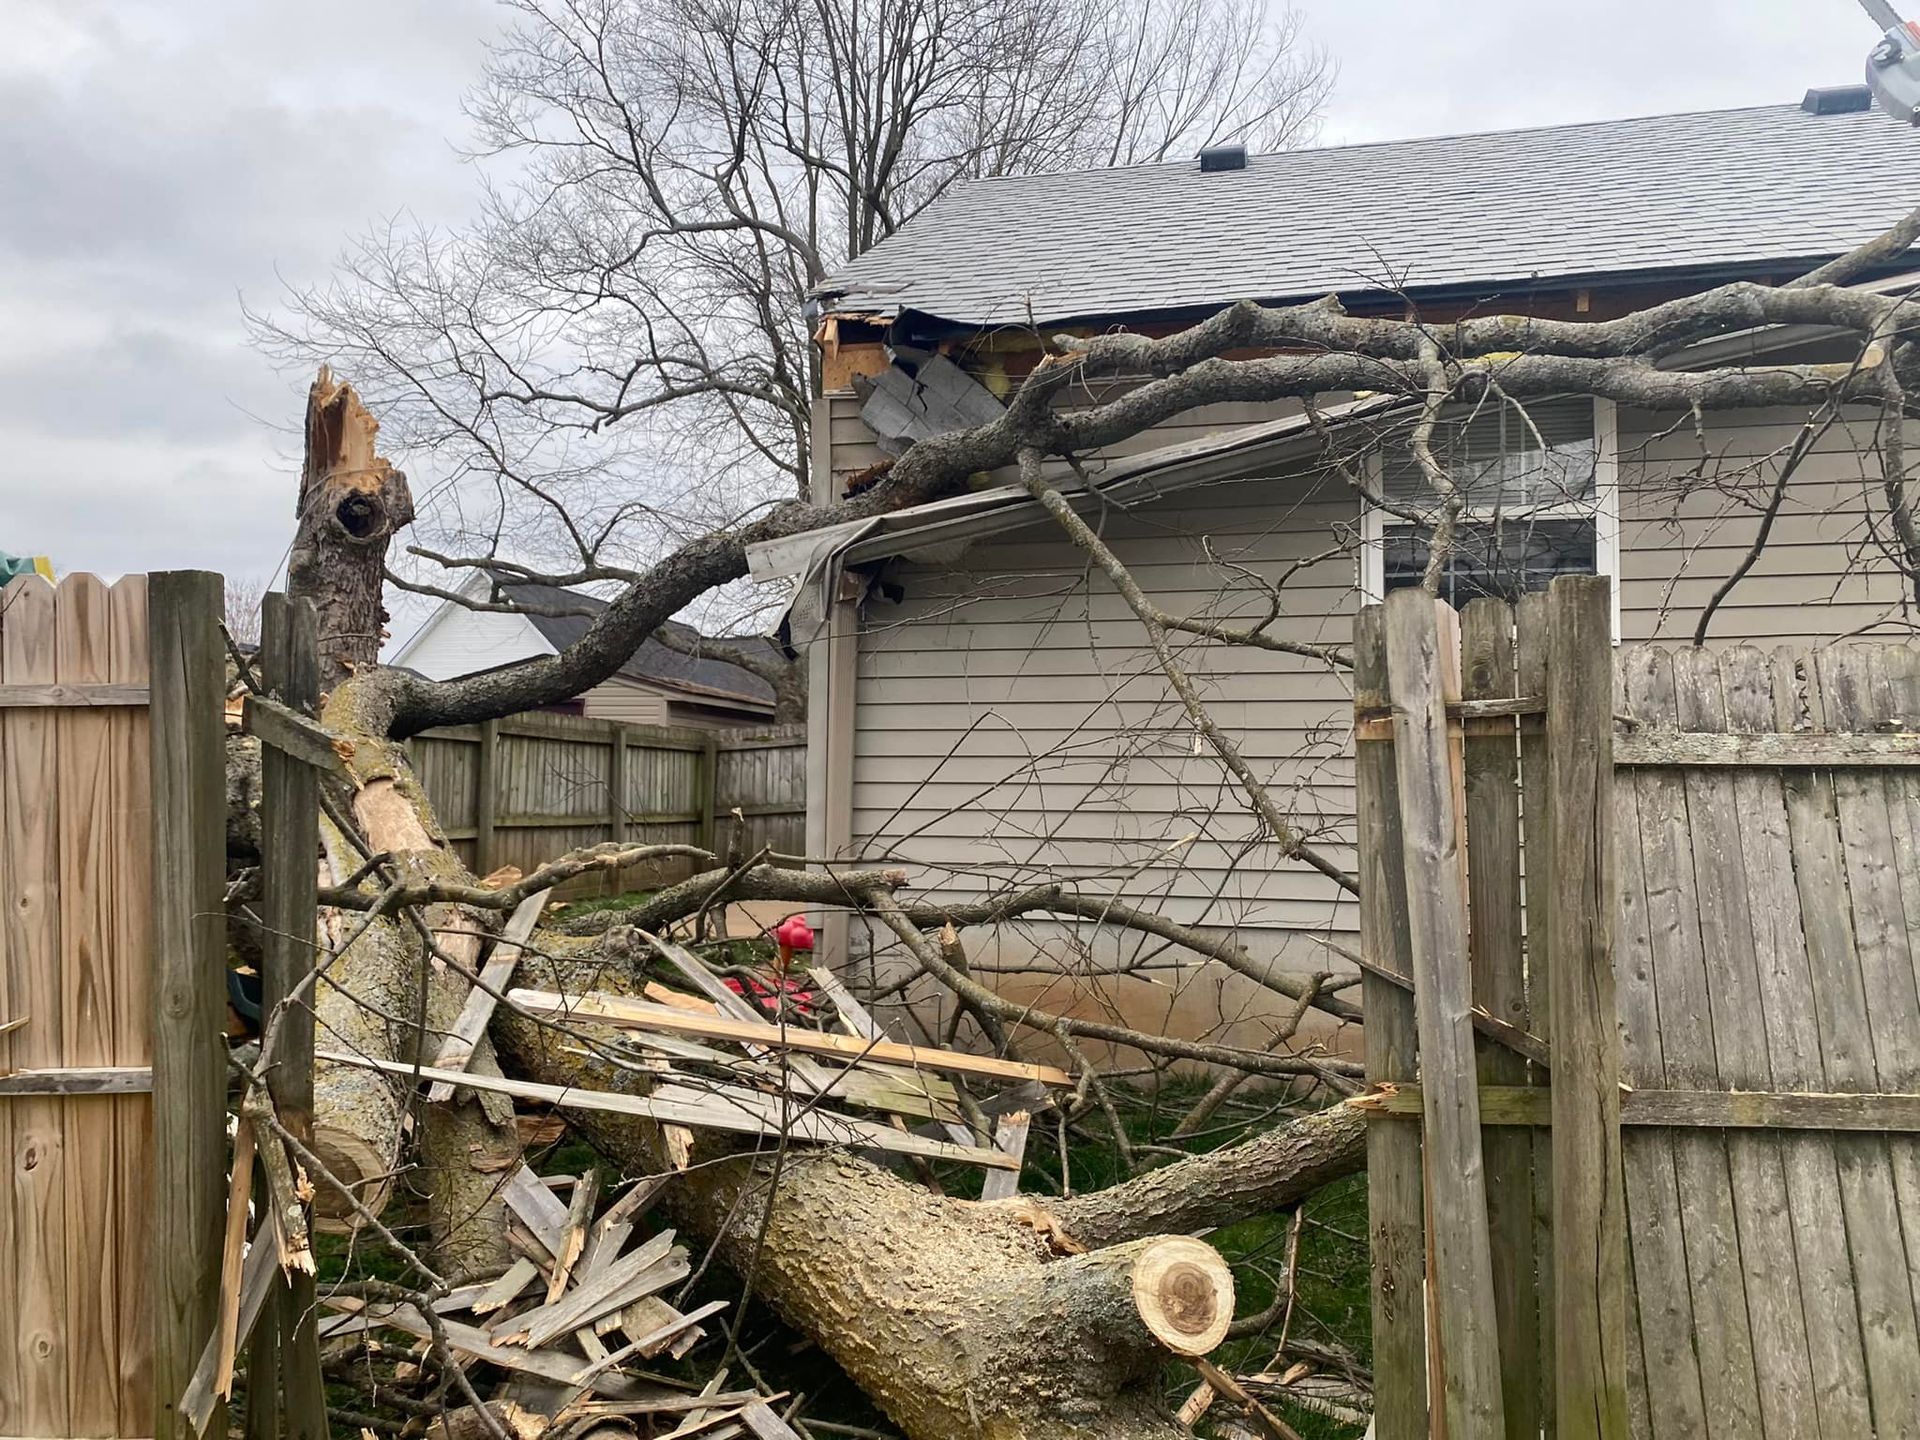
[948,99,1830,189]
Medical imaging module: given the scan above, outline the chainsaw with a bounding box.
[1862,0,1920,121]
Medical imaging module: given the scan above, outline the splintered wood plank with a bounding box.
[1383,591,1506,1439]
[1352,607,1426,1440]
[1670,648,1818,1440]
[1544,578,1627,1440]
[109,574,155,1432]
[1461,597,1541,1440]
[1,575,70,1436]
[426,889,548,1101]
[1726,648,1872,1438]
[1815,646,1920,1433]
[1621,646,1759,1440]
[1613,654,1710,1440]
[977,1110,1031,1202]
[507,988,1073,1086]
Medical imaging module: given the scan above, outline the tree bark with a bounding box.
[287,366,415,692]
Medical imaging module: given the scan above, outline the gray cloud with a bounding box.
[0,0,1898,587]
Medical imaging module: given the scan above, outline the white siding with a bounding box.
[398,606,552,680]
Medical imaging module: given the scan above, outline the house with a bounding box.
[391,572,780,728]
[754,91,1920,1041]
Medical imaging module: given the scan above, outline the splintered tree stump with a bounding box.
[286,366,414,691]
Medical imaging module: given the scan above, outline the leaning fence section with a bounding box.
[411,715,806,895]
[1358,578,1920,1440]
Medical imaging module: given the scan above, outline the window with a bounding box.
[1361,396,1618,628]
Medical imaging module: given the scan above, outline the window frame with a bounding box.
[1359,396,1620,637]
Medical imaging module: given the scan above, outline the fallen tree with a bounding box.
[252,197,1920,1437]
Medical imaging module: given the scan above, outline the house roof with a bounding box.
[493,577,779,709]
[817,101,1920,328]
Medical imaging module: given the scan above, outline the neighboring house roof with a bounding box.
[390,573,779,709]
[499,579,779,708]
[818,101,1920,327]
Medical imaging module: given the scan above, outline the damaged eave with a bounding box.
[746,392,1410,585]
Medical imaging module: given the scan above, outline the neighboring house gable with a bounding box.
[391,572,779,728]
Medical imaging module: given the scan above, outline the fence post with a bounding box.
[700,732,720,855]
[1355,606,1429,1437]
[256,594,327,1440]
[148,572,228,1440]
[608,722,629,845]
[1383,588,1507,1439]
[476,718,498,875]
[1545,576,1628,1440]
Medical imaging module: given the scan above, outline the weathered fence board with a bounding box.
[1354,608,1428,1440]
[413,716,804,896]
[1363,586,1920,1440]
[1383,590,1507,1440]
[1461,598,1541,1440]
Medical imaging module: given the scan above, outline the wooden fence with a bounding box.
[411,714,805,895]
[1359,577,1920,1439]
[0,572,228,1440]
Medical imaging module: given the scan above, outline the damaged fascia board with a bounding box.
[744,393,1408,584]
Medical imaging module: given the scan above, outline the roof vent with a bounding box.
[1803,84,1874,114]
[1198,143,1248,173]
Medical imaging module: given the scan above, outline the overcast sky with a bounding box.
[0,0,1885,590]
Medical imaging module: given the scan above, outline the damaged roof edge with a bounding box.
[756,265,1920,593]
[744,394,1407,586]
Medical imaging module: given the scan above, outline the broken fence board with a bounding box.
[977,1111,1031,1202]
[426,890,549,1102]
[319,1051,1019,1170]
[508,988,1072,1086]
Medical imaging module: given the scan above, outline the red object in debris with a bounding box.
[722,974,816,1016]
[772,916,816,955]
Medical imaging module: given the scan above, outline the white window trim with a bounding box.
[1359,396,1620,638]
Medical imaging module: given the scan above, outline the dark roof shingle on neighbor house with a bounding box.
[818,100,1920,327]
[498,577,779,708]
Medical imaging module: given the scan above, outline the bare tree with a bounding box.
[250,0,1329,683]
[222,572,269,647]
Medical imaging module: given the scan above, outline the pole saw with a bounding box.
[1861,0,1920,121]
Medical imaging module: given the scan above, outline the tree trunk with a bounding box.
[286,367,415,692]
[490,965,1365,1440]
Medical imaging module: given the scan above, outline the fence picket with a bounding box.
[1384,589,1507,1439]
[1354,606,1428,1439]
[3,576,71,1434]
[1461,597,1541,1440]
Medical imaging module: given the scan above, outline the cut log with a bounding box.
[494,970,1363,1440]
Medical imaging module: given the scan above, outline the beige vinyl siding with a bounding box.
[851,461,1362,963]
[842,395,1916,927]
[580,679,671,725]
[1616,404,1912,644]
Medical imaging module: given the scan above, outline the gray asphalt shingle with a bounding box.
[818,102,1920,326]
